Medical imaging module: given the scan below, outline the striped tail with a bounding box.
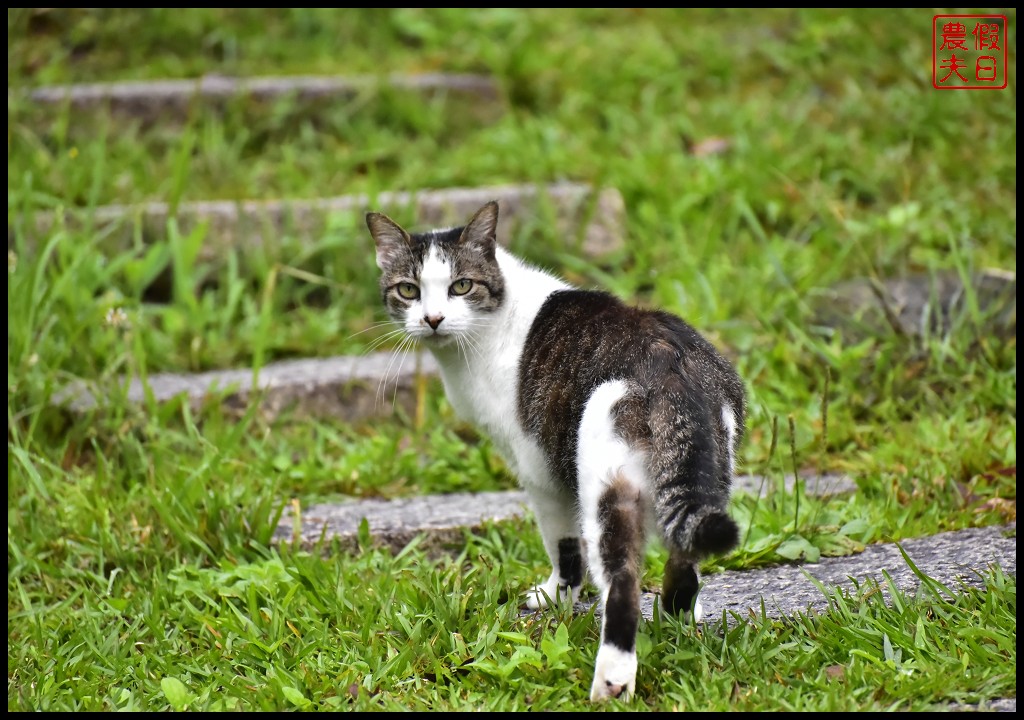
[647,373,739,558]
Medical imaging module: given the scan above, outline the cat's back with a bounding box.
[516,289,744,488]
[519,288,739,394]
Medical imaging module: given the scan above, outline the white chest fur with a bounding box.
[438,342,521,459]
[428,248,569,480]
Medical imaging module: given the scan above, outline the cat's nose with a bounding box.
[424,314,445,330]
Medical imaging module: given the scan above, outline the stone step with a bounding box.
[12,182,625,261]
[811,269,1016,341]
[273,474,858,553]
[54,350,439,422]
[948,699,1015,713]
[13,72,501,118]
[641,522,1015,625]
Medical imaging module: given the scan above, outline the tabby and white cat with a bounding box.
[366,201,745,701]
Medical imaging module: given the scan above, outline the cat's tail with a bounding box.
[646,373,739,560]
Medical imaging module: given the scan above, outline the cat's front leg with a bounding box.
[525,538,584,610]
[522,483,584,610]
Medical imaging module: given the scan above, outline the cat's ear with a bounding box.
[459,201,499,262]
[366,212,412,271]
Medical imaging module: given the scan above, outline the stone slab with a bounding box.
[946,698,1016,713]
[811,269,1016,341]
[14,72,501,116]
[12,182,625,261]
[648,522,1016,625]
[272,474,856,553]
[53,351,440,423]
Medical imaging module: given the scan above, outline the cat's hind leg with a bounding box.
[577,380,649,702]
[662,549,703,621]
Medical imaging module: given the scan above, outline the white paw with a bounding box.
[590,644,637,701]
[524,574,578,610]
[659,595,704,623]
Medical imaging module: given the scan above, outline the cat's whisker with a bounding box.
[376,336,404,408]
[457,318,491,328]
[461,329,485,362]
[364,327,409,354]
[378,335,417,409]
[390,337,414,411]
[457,326,488,347]
[384,338,413,408]
[455,333,473,362]
[362,328,405,345]
[354,326,410,361]
[346,319,400,339]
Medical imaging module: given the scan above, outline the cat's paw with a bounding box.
[524,575,579,610]
[590,645,637,702]
[690,598,704,622]
[659,595,704,623]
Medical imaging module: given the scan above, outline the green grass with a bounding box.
[7,526,1016,711]
[7,8,1016,712]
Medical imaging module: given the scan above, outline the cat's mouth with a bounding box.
[414,328,456,346]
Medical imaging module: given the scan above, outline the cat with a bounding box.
[365,200,745,702]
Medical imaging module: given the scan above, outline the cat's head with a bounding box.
[365,201,506,348]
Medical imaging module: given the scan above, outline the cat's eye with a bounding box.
[395,282,419,300]
[450,279,473,296]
